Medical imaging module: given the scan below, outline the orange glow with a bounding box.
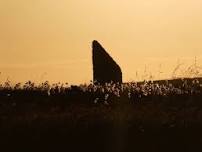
[0,0,202,84]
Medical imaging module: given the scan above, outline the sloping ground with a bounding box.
[153,77,202,86]
[133,77,202,86]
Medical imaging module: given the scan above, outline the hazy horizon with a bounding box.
[1,0,202,84]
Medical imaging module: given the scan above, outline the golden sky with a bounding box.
[0,0,202,84]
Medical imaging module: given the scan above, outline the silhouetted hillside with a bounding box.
[0,77,202,152]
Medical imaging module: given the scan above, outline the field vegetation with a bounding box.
[1,78,202,151]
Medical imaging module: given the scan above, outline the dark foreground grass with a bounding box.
[1,77,202,151]
[1,94,202,152]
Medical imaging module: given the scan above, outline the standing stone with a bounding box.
[92,40,122,84]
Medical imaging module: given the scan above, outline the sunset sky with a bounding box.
[0,0,202,84]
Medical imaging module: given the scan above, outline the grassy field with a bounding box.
[1,78,202,152]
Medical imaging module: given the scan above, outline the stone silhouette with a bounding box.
[92,40,122,84]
